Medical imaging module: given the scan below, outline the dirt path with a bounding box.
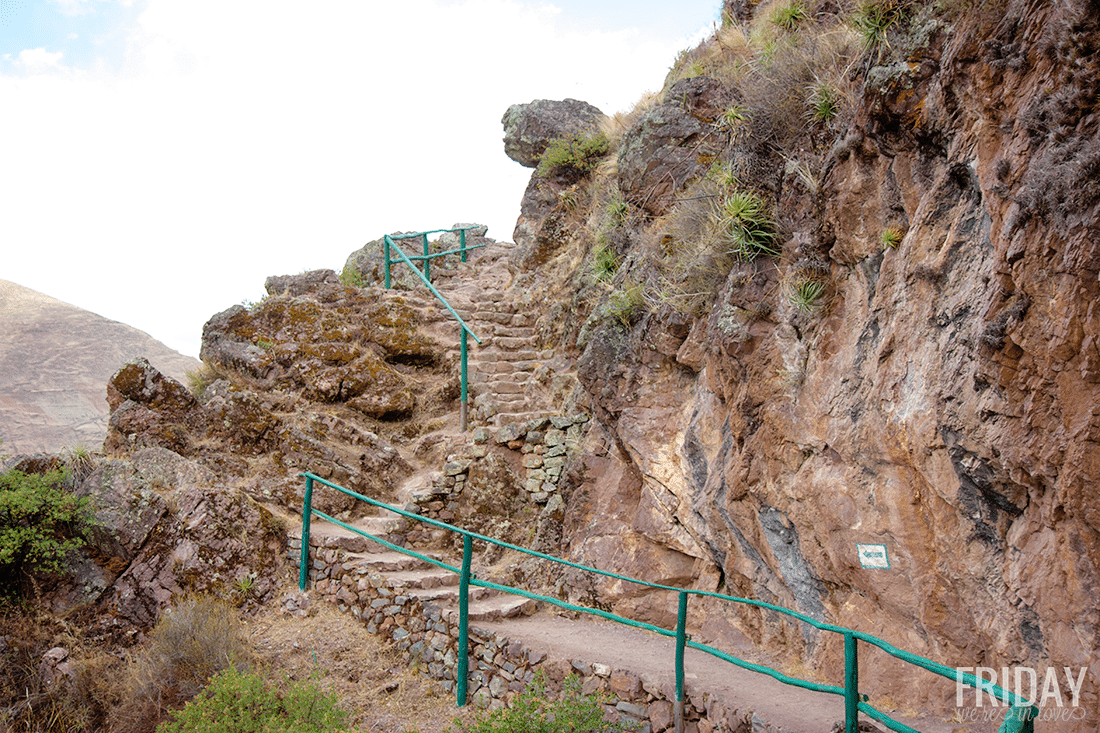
[476,611,980,733]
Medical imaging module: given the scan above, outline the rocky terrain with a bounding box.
[0,279,200,454]
[3,0,1099,731]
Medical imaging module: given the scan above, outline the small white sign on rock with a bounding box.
[856,543,890,569]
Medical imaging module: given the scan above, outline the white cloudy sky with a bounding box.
[2,0,719,358]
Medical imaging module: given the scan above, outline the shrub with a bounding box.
[338,264,366,288]
[452,672,637,733]
[714,190,779,261]
[155,665,348,733]
[537,133,610,178]
[0,468,96,598]
[113,595,251,733]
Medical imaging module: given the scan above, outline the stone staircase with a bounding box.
[393,241,559,427]
[295,512,538,628]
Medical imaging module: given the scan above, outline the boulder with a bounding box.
[617,76,736,216]
[265,269,341,297]
[105,358,209,455]
[502,99,606,168]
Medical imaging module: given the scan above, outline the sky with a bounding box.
[2,0,720,359]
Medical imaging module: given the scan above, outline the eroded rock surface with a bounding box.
[501,98,606,168]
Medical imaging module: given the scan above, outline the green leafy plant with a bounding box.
[156,664,349,733]
[590,239,618,284]
[714,190,779,261]
[852,0,909,52]
[786,278,828,312]
[771,0,809,31]
[451,672,637,733]
[338,264,366,288]
[606,283,645,327]
[0,468,96,598]
[606,195,629,226]
[806,79,840,123]
[881,225,905,249]
[537,132,610,178]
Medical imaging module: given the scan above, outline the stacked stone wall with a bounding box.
[286,534,753,733]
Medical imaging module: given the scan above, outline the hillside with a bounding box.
[2,0,1098,731]
[0,279,201,454]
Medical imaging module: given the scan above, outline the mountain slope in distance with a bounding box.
[0,279,202,455]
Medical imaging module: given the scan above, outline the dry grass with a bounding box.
[246,598,474,733]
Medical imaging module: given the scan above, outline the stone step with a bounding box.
[483,379,529,394]
[352,551,433,573]
[295,517,407,554]
[490,411,549,426]
[384,567,460,590]
[474,348,540,361]
[407,585,494,605]
[491,325,536,338]
[440,594,538,623]
[494,336,536,350]
[471,311,516,325]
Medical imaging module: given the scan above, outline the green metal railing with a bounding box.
[297,472,1038,733]
[381,226,484,430]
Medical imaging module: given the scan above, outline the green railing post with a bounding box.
[422,233,430,283]
[844,632,859,733]
[460,228,468,263]
[460,328,469,432]
[298,475,314,591]
[457,534,473,707]
[384,235,392,289]
[675,591,688,733]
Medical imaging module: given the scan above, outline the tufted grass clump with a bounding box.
[881,225,905,249]
[851,0,912,52]
[113,595,252,733]
[590,239,619,284]
[770,0,809,31]
[786,278,828,312]
[806,78,841,123]
[715,189,780,262]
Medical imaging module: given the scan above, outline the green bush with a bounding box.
[155,665,348,733]
[453,673,637,733]
[0,468,96,598]
[537,133,610,178]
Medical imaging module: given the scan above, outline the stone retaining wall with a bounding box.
[286,535,754,733]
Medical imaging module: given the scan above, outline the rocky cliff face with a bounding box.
[505,0,1100,720]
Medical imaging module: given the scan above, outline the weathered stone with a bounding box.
[502,99,607,168]
[617,76,736,216]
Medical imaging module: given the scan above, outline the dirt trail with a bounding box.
[475,611,985,733]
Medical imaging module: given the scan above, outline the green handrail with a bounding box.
[297,472,1038,733]
[380,226,483,431]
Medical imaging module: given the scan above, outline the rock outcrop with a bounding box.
[617,76,737,216]
[501,0,1100,723]
[501,98,607,168]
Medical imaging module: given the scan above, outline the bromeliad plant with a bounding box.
[715,189,780,262]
